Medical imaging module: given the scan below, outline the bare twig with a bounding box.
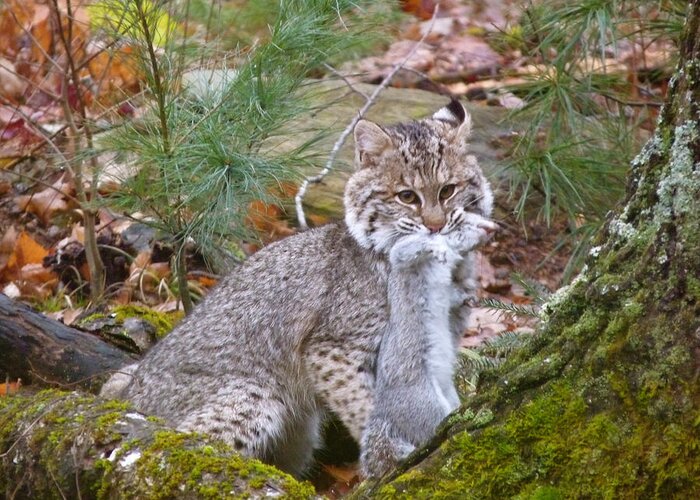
[0,401,61,459]
[48,467,68,500]
[50,0,106,303]
[323,63,370,100]
[295,3,441,229]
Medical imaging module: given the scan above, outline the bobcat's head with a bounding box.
[344,100,493,253]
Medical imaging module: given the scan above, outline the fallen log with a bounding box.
[0,294,136,393]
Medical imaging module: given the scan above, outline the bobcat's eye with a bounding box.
[396,190,419,205]
[439,184,456,201]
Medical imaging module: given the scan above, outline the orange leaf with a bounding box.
[15,231,49,265]
[12,264,59,299]
[195,275,217,288]
[2,230,49,281]
[0,378,22,396]
[307,213,330,227]
[322,464,359,483]
[400,0,436,20]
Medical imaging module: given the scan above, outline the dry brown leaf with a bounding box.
[5,260,59,300]
[193,274,217,288]
[14,177,74,225]
[152,300,182,313]
[69,223,85,244]
[87,45,141,106]
[247,199,295,240]
[130,249,152,272]
[0,57,26,99]
[2,230,49,282]
[29,4,51,70]
[62,307,84,326]
[400,0,437,20]
[0,225,18,276]
[111,284,133,305]
[149,262,171,280]
[0,378,22,396]
[307,214,330,227]
[322,464,359,483]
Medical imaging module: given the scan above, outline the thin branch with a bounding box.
[323,63,370,100]
[0,401,61,459]
[50,0,106,303]
[295,3,442,229]
[48,467,68,500]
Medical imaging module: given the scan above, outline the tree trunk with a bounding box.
[0,294,136,393]
[356,3,700,498]
[0,391,314,499]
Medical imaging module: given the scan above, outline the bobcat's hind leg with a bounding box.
[177,382,321,477]
[270,406,324,477]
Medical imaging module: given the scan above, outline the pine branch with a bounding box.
[480,297,539,318]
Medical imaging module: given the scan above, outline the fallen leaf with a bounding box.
[14,177,74,225]
[247,199,295,241]
[322,464,359,483]
[0,57,26,99]
[400,0,437,20]
[63,307,84,326]
[1,230,49,282]
[0,225,18,276]
[152,300,182,313]
[0,378,22,396]
[13,263,59,299]
[2,282,21,298]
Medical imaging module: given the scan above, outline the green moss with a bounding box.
[114,430,315,499]
[372,261,700,498]
[382,377,700,497]
[77,305,183,339]
[112,305,183,338]
[2,392,315,499]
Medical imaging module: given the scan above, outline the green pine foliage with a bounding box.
[91,0,381,310]
[496,0,685,279]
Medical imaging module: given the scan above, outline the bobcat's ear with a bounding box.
[354,119,392,168]
[432,99,472,140]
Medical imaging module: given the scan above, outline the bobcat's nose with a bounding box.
[426,223,444,234]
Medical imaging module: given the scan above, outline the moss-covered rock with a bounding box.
[0,391,315,499]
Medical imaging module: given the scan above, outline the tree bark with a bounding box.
[355,2,700,497]
[0,391,314,499]
[0,294,136,393]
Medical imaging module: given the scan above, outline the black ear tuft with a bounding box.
[432,99,467,126]
[446,99,466,124]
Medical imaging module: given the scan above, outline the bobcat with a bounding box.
[101,100,495,477]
